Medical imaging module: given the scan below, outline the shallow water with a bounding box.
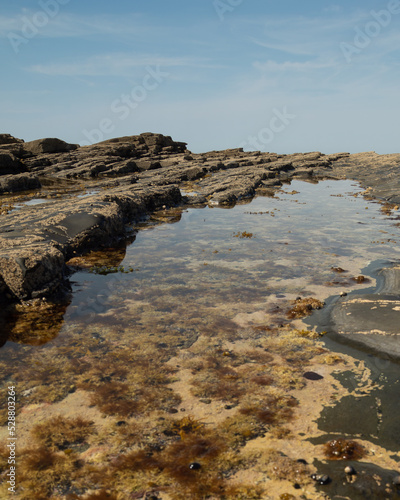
[1,179,400,498]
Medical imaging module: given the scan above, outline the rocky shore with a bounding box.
[0,132,400,304]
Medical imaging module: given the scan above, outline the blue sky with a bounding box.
[1,0,399,153]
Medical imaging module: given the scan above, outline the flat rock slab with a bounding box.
[331,293,400,358]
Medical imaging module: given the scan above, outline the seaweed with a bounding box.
[286,297,324,319]
[323,438,366,460]
[32,415,95,450]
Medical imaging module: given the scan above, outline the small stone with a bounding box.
[311,473,331,485]
[319,474,331,485]
[345,465,356,475]
[293,483,301,489]
[340,291,347,297]
[303,371,324,381]
[189,462,201,470]
[297,459,308,465]
[393,475,400,486]
[200,399,212,404]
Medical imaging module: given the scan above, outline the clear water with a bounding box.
[1,179,400,498]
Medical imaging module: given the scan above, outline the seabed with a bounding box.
[0,179,400,499]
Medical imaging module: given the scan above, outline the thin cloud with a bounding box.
[0,11,150,38]
[253,60,337,72]
[28,54,221,77]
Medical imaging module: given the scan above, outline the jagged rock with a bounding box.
[0,246,65,300]
[24,138,78,155]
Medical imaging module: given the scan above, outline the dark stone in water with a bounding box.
[189,462,202,470]
[319,474,331,485]
[303,371,324,380]
[311,473,331,485]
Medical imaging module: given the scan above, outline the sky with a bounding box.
[1,0,400,154]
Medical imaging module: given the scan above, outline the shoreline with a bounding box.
[1,132,400,304]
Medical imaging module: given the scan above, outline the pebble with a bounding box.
[319,474,331,485]
[393,475,400,486]
[189,462,202,470]
[345,465,356,475]
[303,371,324,381]
[311,473,331,485]
[340,291,347,297]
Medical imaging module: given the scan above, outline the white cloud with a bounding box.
[27,54,218,77]
[0,11,150,39]
[253,60,337,72]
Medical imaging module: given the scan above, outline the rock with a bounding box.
[185,166,206,181]
[24,138,78,155]
[0,173,41,193]
[0,153,25,176]
[311,473,331,485]
[0,134,24,145]
[345,465,357,475]
[189,462,202,470]
[182,194,208,206]
[303,371,324,381]
[331,293,400,358]
[1,131,400,304]
[328,265,400,359]
[0,183,181,301]
[0,246,65,300]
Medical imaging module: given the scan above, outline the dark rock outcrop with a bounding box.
[0,173,41,193]
[0,134,24,145]
[0,153,25,176]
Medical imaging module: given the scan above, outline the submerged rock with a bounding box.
[330,265,400,359]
